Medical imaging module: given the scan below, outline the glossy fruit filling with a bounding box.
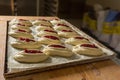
[20,38,35,42]
[44,36,59,40]
[49,45,65,48]
[25,49,43,53]
[81,44,98,48]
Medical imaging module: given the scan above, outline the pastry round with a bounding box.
[10,19,32,27]
[37,30,58,37]
[58,30,79,38]
[53,24,71,31]
[43,44,73,57]
[11,23,31,32]
[9,30,34,39]
[14,49,49,63]
[38,35,61,45]
[50,19,65,25]
[65,36,90,45]
[11,38,41,49]
[32,19,52,26]
[35,25,53,31]
[72,43,104,56]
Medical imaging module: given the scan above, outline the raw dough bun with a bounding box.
[36,25,53,31]
[38,36,61,45]
[72,44,104,56]
[14,50,49,63]
[11,24,31,32]
[11,41,41,49]
[53,24,71,31]
[58,30,79,38]
[43,44,73,57]
[50,19,65,25]
[37,30,58,37]
[32,19,52,26]
[9,31,34,39]
[65,37,90,45]
[9,18,32,27]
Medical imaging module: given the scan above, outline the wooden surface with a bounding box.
[0,16,120,80]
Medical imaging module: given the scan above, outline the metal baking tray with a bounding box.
[4,19,116,79]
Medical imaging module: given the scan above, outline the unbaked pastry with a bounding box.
[11,23,31,32]
[58,30,79,38]
[32,19,52,26]
[35,25,53,31]
[50,19,65,25]
[14,49,49,63]
[65,36,90,45]
[43,44,73,57]
[53,24,71,31]
[72,43,104,56]
[9,19,32,27]
[37,30,58,37]
[38,35,61,45]
[9,29,34,39]
[11,38,41,49]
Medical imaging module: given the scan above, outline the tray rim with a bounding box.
[4,19,116,79]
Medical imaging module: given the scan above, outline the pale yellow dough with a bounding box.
[38,37,61,45]
[37,31,58,37]
[65,37,90,45]
[50,19,65,25]
[43,45,73,57]
[32,20,52,26]
[9,32,34,39]
[72,44,104,56]
[53,24,71,31]
[9,19,32,27]
[11,24,31,32]
[36,25,53,31]
[11,41,41,49]
[14,50,49,63]
[58,31,79,38]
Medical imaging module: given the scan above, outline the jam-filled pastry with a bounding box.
[14,49,49,63]
[11,23,31,32]
[72,43,104,56]
[9,29,34,39]
[43,44,73,57]
[38,35,61,45]
[32,19,52,26]
[11,38,41,49]
[50,19,65,25]
[37,30,58,37]
[9,19,32,27]
[35,24,53,31]
[65,36,90,45]
[53,24,71,31]
[58,30,79,38]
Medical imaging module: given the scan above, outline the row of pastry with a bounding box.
[8,18,104,63]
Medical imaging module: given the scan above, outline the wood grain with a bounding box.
[0,16,120,80]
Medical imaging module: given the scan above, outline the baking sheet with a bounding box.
[5,19,115,77]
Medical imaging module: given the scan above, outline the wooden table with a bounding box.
[0,16,120,80]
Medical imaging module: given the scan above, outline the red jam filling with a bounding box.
[17,23,25,26]
[44,36,59,40]
[39,19,48,21]
[18,29,27,32]
[81,44,98,48]
[20,38,35,42]
[57,24,69,27]
[62,30,73,32]
[19,19,27,21]
[25,49,43,53]
[49,45,65,48]
[74,37,88,40]
[44,30,56,33]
